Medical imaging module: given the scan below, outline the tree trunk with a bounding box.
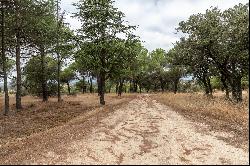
[82,75,85,94]
[118,78,124,97]
[15,28,22,110]
[67,81,71,95]
[97,76,101,96]
[231,63,237,101]
[1,4,9,115]
[161,84,164,93]
[231,85,237,101]
[173,79,179,94]
[231,76,243,102]
[57,54,61,101]
[41,46,48,102]
[90,76,93,93]
[221,74,229,99]
[115,81,119,94]
[207,44,230,99]
[129,80,133,93]
[207,77,213,95]
[204,76,213,97]
[202,76,209,95]
[99,46,106,105]
[56,0,61,102]
[154,83,157,92]
[134,82,138,93]
[235,77,243,102]
[160,78,165,93]
[99,70,105,105]
[166,82,169,91]
[133,80,137,93]
[15,1,22,110]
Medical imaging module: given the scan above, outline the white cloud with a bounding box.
[60,0,249,52]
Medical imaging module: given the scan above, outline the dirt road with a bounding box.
[1,95,249,165]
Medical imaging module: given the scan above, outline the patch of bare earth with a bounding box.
[0,94,248,165]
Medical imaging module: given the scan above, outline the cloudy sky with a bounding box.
[61,0,248,52]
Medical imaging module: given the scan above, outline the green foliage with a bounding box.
[75,80,88,92]
[241,77,249,90]
[26,0,58,49]
[210,77,222,90]
[178,80,201,93]
[149,48,167,73]
[23,56,57,96]
[0,57,14,77]
[172,3,249,100]
[73,0,137,103]
[60,66,76,84]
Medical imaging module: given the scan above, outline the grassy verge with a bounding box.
[151,91,249,150]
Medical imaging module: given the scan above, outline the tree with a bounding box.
[125,43,148,93]
[169,38,215,96]
[23,56,57,97]
[56,0,61,102]
[176,3,249,101]
[134,47,150,93]
[149,48,168,93]
[107,38,141,96]
[72,50,90,94]
[12,0,38,109]
[168,66,185,94]
[61,66,75,95]
[27,0,58,101]
[73,0,136,105]
[0,0,13,115]
[54,0,75,102]
[222,3,249,102]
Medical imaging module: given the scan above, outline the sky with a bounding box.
[60,0,248,52]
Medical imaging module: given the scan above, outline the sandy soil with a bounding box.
[0,95,248,165]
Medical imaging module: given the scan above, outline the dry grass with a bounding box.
[0,93,136,147]
[151,91,249,150]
